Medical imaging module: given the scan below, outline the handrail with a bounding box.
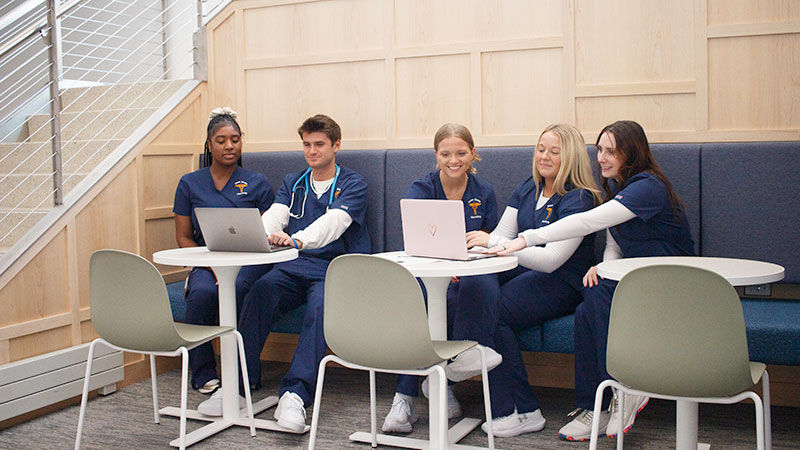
[0,0,85,60]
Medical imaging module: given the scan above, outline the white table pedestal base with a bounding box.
[152,247,301,447]
[350,416,483,449]
[675,400,710,450]
[160,396,310,447]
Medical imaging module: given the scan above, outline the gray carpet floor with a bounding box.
[2,361,798,449]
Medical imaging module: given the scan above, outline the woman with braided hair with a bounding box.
[172,107,275,394]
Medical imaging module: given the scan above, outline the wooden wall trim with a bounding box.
[0,314,73,340]
[575,81,696,98]
[708,21,800,39]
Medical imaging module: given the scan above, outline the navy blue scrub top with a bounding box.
[406,170,498,232]
[609,172,695,257]
[508,177,596,288]
[173,166,275,246]
[274,165,370,260]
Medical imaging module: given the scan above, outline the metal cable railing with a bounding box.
[0,0,217,250]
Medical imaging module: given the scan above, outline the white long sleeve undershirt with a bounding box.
[520,200,636,248]
[260,202,353,250]
[602,229,623,262]
[488,207,584,273]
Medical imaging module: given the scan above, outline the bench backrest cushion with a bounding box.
[700,142,800,283]
[241,150,387,253]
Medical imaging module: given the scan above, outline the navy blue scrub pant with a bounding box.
[395,278,490,397]
[485,267,583,418]
[574,278,617,411]
[236,256,328,406]
[184,263,272,389]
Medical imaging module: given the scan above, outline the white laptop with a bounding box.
[195,207,292,253]
[400,199,495,261]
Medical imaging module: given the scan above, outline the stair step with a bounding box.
[0,174,84,209]
[59,79,186,113]
[0,140,123,174]
[0,209,49,248]
[26,108,156,141]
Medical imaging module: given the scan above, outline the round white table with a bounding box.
[153,246,298,446]
[597,256,785,286]
[350,251,518,450]
[596,256,784,450]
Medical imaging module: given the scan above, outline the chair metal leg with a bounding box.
[616,388,624,450]
[308,354,334,450]
[369,370,377,448]
[477,345,494,449]
[763,370,771,450]
[75,339,100,450]
[589,379,615,450]
[233,331,256,436]
[744,391,765,450]
[179,348,188,450]
[434,365,448,449]
[150,355,159,424]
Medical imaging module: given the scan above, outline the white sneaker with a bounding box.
[274,391,306,432]
[382,394,419,433]
[198,378,220,394]
[445,347,502,382]
[480,408,546,437]
[558,408,610,441]
[421,379,463,419]
[606,390,649,437]
[197,389,246,416]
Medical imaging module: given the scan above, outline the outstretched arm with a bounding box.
[487,200,636,255]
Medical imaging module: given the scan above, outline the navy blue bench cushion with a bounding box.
[270,305,307,334]
[541,315,575,353]
[385,147,533,251]
[700,142,800,283]
[167,281,186,322]
[516,325,544,352]
[649,144,701,253]
[242,150,387,253]
[742,299,800,366]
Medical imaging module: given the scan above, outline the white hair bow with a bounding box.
[209,106,238,121]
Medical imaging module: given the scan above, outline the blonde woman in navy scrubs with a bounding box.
[173,108,274,394]
[452,124,601,437]
[382,123,498,434]
[491,120,695,441]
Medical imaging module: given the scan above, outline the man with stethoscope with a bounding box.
[196,114,370,433]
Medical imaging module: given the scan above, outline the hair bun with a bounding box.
[209,106,238,121]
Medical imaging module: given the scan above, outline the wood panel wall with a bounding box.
[207,0,799,150]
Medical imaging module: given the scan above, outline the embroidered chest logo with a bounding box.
[542,205,554,224]
[427,224,438,236]
[467,198,482,217]
[234,180,248,195]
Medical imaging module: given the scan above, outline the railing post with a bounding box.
[192,0,207,81]
[45,0,63,206]
[160,0,170,80]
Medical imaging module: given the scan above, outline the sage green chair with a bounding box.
[308,254,495,449]
[589,265,771,450]
[75,249,256,449]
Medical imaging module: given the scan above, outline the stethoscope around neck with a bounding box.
[288,164,341,219]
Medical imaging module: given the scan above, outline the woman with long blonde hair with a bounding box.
[456,123,601,437]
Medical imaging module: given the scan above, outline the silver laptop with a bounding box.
[195,207,291,253]
[400,199,494,261]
